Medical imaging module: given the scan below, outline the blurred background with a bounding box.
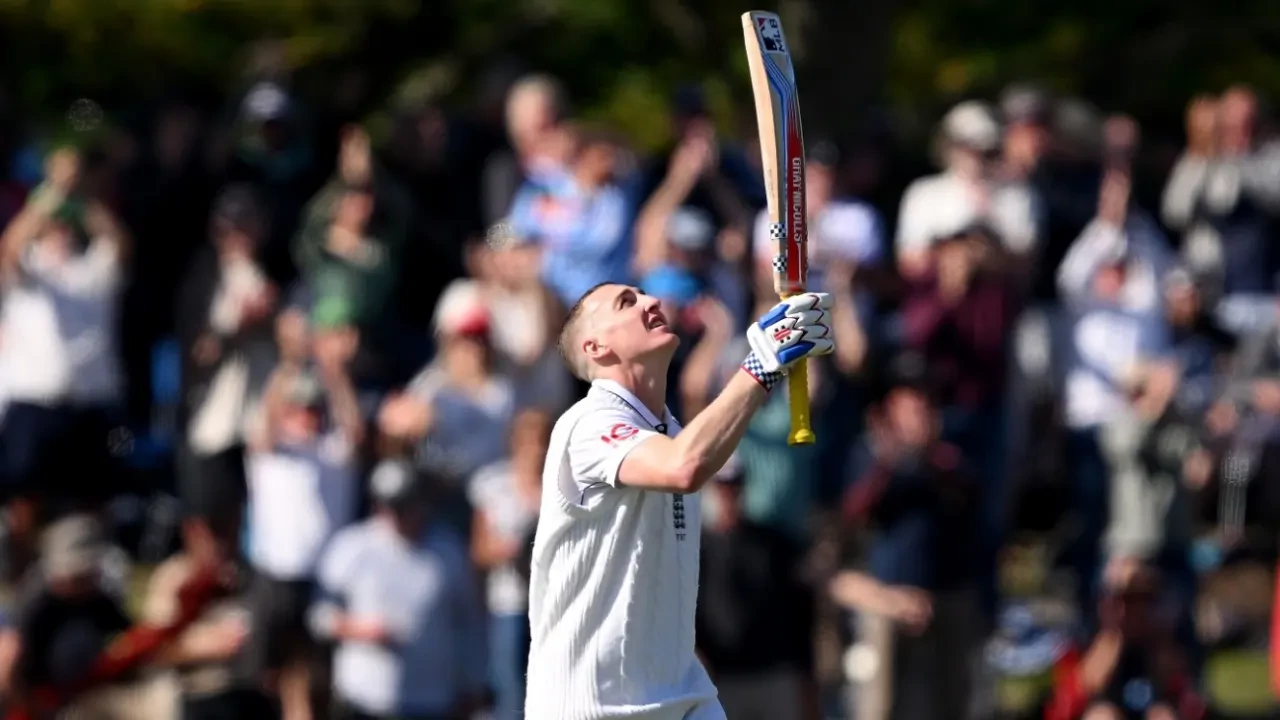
[1,0,1280,719]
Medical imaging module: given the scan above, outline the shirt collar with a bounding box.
[590,378,667,430]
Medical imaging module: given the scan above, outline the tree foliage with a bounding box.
[3,0,1280,151]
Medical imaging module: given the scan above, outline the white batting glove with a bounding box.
[741,292,834,390]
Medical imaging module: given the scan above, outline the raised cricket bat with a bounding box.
[742,10,814,445]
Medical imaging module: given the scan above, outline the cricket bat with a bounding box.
[742,10,814,445]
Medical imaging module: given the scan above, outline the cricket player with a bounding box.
[526,282,834,720]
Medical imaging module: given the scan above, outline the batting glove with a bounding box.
[741,292,834,389]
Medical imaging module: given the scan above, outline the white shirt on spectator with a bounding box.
[311,517,488,717]
[526,379,720,720]
[0,238,123,405]
[247,431,357,579]
[408,366,517,480]
[1058,216,1173,429]
[468,459,539,616]
[895,171,1042,259]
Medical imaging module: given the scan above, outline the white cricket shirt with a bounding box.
[525,379,722,720]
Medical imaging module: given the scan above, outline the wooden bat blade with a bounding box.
[741,11,807,297]
[742,10,814,446]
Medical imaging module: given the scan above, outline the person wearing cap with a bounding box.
[309,458,488,720]
[632,116,753,328]
[243,323,363,720]
[379,279,517,508]
[896,100,1042,280]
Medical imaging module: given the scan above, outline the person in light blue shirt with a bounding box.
[310,459,488,720]
[507,127,642,310]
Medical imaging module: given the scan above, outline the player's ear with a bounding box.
[582,337,603,361]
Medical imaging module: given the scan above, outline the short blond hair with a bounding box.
[557,281,614,381]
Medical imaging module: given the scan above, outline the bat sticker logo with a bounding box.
[758,17,786,53]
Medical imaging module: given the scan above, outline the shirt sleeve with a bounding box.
[564,406,662,504]
[308,527,360,640]
[895,178,938,259]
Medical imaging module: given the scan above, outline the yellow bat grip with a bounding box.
[787,357,814,445]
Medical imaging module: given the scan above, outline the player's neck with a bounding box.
[596,365,667,420]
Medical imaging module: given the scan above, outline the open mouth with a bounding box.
[646,313,668,331]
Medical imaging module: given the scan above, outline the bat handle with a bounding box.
[786,358,815,445]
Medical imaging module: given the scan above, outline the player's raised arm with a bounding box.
[616,293,832,493]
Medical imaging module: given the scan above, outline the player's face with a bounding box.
[582,284,678,367]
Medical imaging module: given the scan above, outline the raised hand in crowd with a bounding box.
[1186,95,1219,158]
[338,124,374,187]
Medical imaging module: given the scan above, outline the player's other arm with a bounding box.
[618,293,833,494]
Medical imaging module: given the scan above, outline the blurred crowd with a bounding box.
[0,60,1278,720]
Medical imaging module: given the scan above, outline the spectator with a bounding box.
[1068,559,1196,720]
[0,147,130,568]
[175,184,277,522]
[900,221,1017,621]
[310,458,488,720]
[243,324,364,720]
[639,84,765,226]
[633,118,751,323]
[481,74,571,230]
[752,139,885,300]
[471,236,572,424]
[5,516,138,719]
[294,126,410,395]
[896,100,1042,280]
[1058,165,1176,626]
[223,81,323,285]
[999,84,1054,185]
[696,456,817,720]
[837,354,980,720]
[467,414,544,720]
[144,504,266,720]
[507,125,641,313]
[379,279,517,498]
[1162,86,1280,334]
